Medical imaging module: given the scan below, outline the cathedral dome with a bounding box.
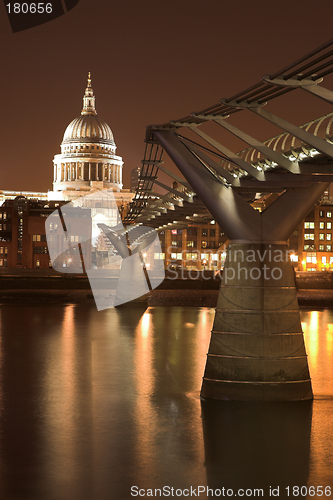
[52,73,124,200]
[62,114,115,145]
[61,73,115,146]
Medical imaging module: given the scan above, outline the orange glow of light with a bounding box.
[133,310,156,476]
[301,321,308,333]
[326,324,333,343]
[40,304,77,475]
[140,311,150,338]
[305,311,320,371]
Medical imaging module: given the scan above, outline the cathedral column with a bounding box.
[75,163,78,180]
[88,162,91,181]
[108,164,111,182]
[96,163,99,181]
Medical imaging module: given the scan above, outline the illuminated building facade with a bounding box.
[159,222,229,271]
[159,187,333,272]
[0,197,92,270]
[295,202,333,271]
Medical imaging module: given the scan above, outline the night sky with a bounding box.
[1,0,333,193]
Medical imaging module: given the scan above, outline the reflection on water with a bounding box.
[0,305,331,498]
[202,400,312,493]
[302,310,333,396]
[301,310,333,489]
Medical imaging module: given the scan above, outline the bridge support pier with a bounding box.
[153,129,330,401]
[201,242,312,401]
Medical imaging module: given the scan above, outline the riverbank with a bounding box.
[0,288,332,308]
[0,269,332,307]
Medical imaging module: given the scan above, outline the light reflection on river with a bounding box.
[0,304,331,499]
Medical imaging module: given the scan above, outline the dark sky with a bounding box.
[1,0,333,193]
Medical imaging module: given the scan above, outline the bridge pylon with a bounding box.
[154,129,330,401]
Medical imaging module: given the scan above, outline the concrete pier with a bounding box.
[201,243,312,401]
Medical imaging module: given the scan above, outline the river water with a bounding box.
[0,304,332,499]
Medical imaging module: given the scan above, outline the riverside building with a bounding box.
[0,197,91,269]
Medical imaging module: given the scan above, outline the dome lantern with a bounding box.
[81,72,97,116]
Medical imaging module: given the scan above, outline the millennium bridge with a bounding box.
[121,39,333,401]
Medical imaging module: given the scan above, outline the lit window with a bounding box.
[201,241,208,248]
[187,241,194,247]
[322,256,327,264]
[0,259,3,267]
[187,253,197,260]
[328,212,332,218]
[327,245,332,251]
[319,210,325,217]
[306,252,317,263]
[153,253,165,260]
[319,234,325,240]
[202,229,208,237]
[327,234,332,241]
[320,222,325,229]
[304,222,314,229]
[327,222,332,230]
[304,233,315,240]
[176,253,182,260]
[171,253,177,259]
[319,245,325,251]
